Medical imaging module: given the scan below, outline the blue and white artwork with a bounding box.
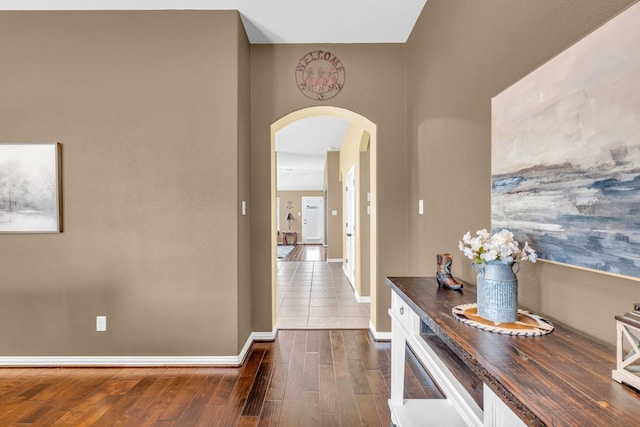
[0,143,61,233]
[492,2,640,279]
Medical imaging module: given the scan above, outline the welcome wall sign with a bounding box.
[295,50,345,100]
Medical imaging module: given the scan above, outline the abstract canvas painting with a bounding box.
[492,2,640,279]
[0,143,62,233]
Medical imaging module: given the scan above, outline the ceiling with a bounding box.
[276,116,349,191]
[1,0,427,190]
[0,0,428,44]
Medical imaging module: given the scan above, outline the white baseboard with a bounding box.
[0,328,278,367]
[339,265,370,303]
[327,258,342,263]
[235,329,278,365]
[355,293,371,304]
[369,321,391,341]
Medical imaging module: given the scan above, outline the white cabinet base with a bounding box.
[389,291,524,427]
[483,385,526,427]
[389,399,467,427]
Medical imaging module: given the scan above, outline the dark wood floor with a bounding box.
[0,330,442,426]
[283,245,327,262]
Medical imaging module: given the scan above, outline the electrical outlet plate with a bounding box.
[96,316,107,332]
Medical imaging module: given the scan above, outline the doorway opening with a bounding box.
[270,107,377,331]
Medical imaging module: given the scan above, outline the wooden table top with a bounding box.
[386,276,640,426]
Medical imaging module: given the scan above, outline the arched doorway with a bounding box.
[270,106,378,331]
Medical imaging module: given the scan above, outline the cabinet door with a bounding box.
[484,385,526,427]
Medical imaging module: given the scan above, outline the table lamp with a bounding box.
[285,213,294,230]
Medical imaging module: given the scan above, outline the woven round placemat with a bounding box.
[452,303,554,336]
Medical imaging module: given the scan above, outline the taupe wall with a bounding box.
[405,0,640,345]
[325,151,342,260]
[251,44,407,333]
[276,190,323,243]
[3,2,628,356]
[0,11,247,356]
[236,15,252,353]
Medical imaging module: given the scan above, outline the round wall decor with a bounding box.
[295,50,345,100]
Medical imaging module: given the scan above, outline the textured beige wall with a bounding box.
[236,15,253,353]
[325,151,342,260]
[276,190,323,243]
[6,3,625,355]
[0,11,245,356]
[251,44,407,333]
[405,0,639,345]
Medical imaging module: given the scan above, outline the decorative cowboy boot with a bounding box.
[436,253,463,290]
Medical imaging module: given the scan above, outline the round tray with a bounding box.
[452,303,554,336]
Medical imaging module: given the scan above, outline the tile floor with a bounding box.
[275,261,370,329]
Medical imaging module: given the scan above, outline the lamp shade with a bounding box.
[285,213,294,221]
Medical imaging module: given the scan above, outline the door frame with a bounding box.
[270,106,378,333]
[345,166,356,287]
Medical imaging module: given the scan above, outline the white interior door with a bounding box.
[345,166,356,287]
[302,196,324,244]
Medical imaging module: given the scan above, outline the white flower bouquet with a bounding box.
[458,229,537,265]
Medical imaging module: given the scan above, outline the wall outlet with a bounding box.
[332,210,338,216]
[96,315,107,332]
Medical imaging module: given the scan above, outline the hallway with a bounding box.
[275,257,370,329]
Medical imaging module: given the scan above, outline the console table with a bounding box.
[387,276,640,426]
[281,231,297,245]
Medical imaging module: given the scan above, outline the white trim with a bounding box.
[0,328,278,367]
[345,165,356,285]
[343,264,356,292]
[355,293,371,304]
[369,321,391,341]
[341,264,370,303]
[251,329,278,342]
[327,258,342,263]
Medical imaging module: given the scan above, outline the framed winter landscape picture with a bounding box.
[0,143,62,233]
[491,2,640,280]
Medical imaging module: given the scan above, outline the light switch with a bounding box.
[242,201,247,216]
[332,210,338,216]
[419,200,424,215]
[96,316,107,332]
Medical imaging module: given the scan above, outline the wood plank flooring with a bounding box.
[283,245,327,262]
[0,330,443,426]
